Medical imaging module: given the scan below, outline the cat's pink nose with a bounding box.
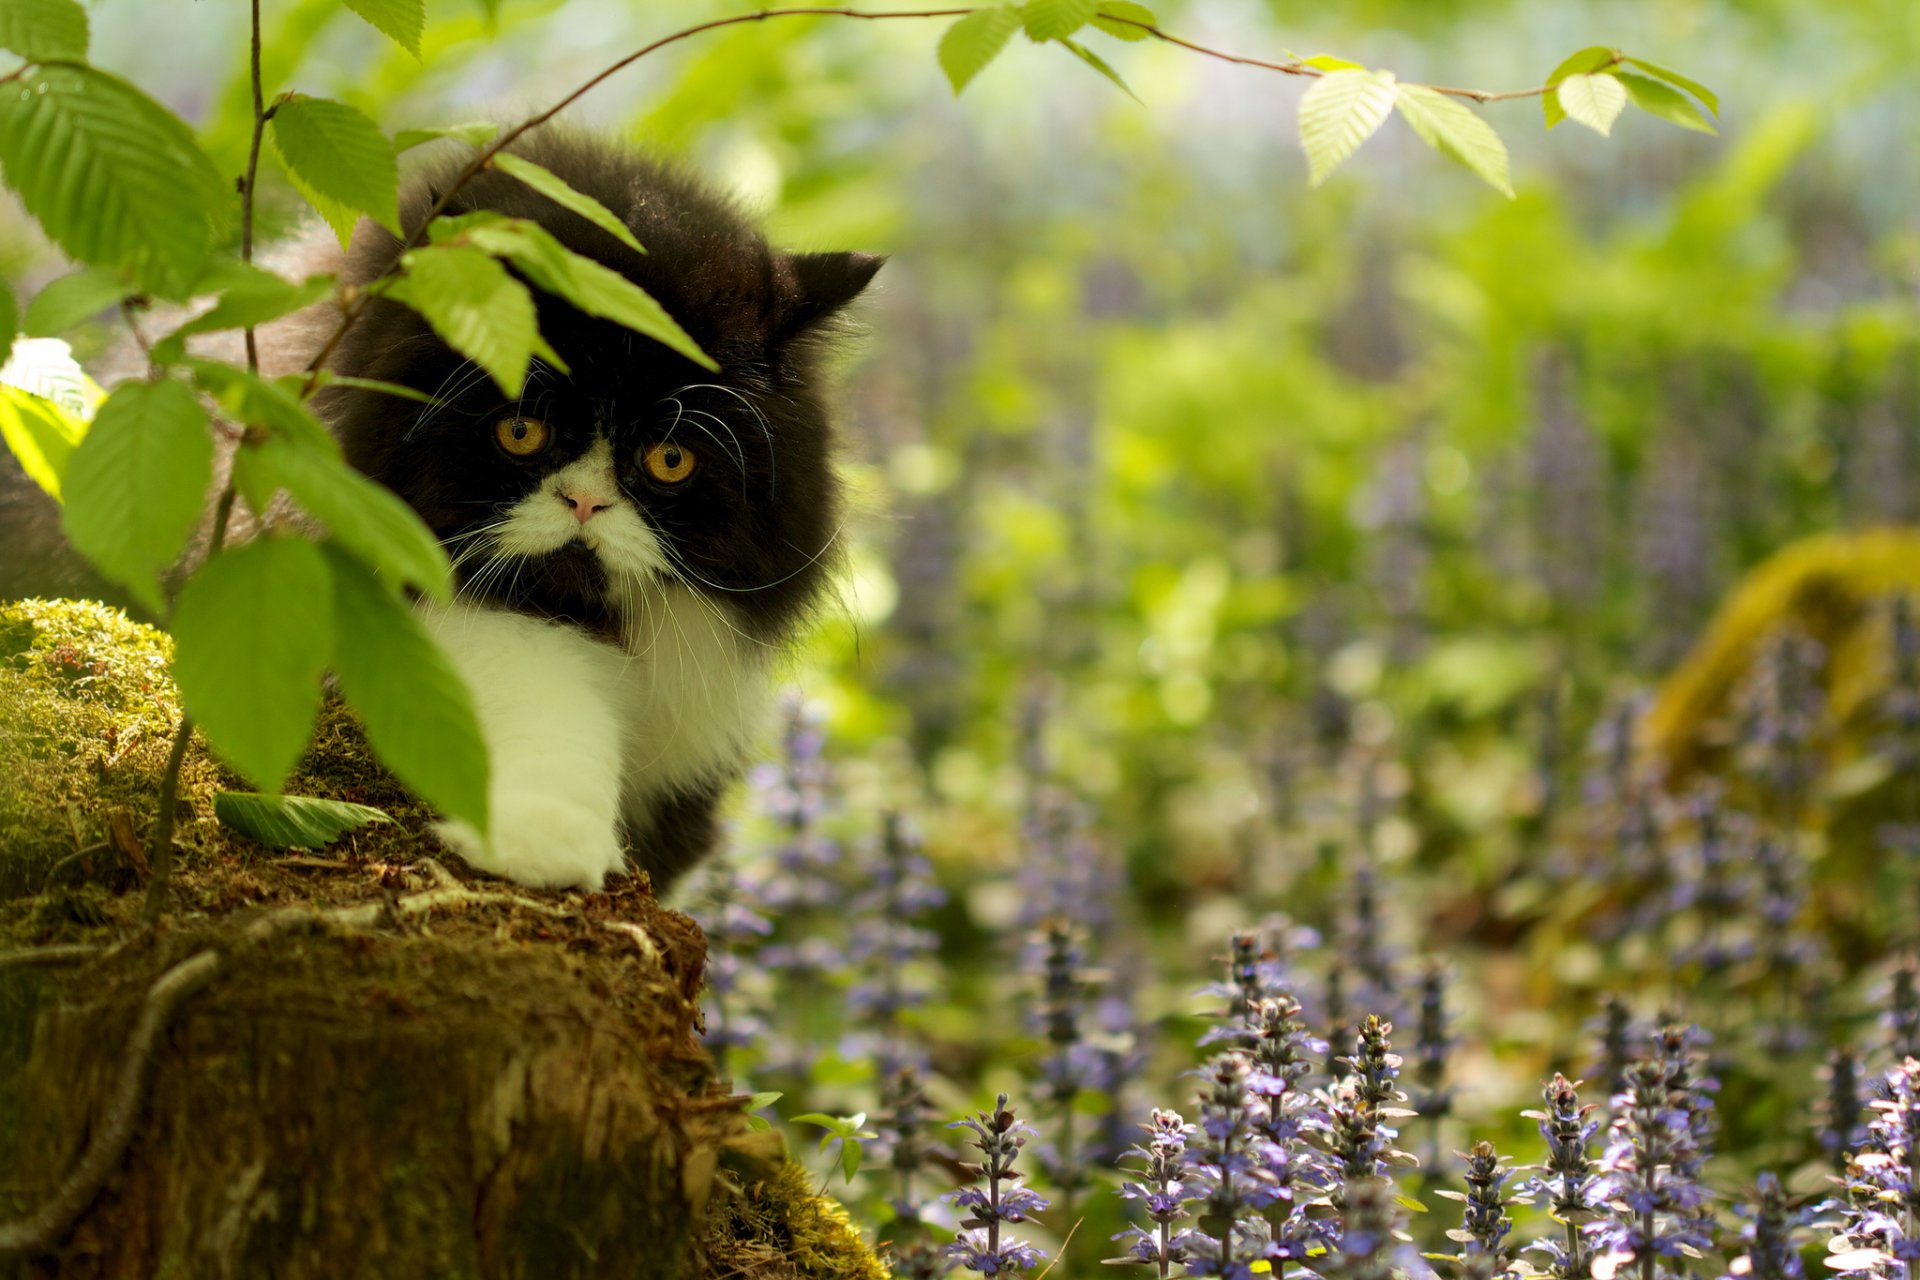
[561,490,612,524]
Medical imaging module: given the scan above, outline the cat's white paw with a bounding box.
[434,795,627,891]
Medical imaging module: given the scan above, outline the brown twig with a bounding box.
[0,944,102,971]
[0,948,225,1258]
[239,0,269,373]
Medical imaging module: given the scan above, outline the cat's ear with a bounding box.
[777,251,885,337]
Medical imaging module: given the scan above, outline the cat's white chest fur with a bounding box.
[421,584,769,890]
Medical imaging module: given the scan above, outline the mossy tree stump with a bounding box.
[0,600,884,1279]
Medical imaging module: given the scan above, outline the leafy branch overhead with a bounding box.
[0,0,1717,917]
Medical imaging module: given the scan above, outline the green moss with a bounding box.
[704,1160,891,1280]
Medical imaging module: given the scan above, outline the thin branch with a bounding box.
[293,5,1558,391]
[0,944,102,971]
[239,0,267,373]
[139,712,195,925]
[0,948,225,1258]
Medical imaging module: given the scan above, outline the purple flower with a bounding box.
[944,1094,1050,1277]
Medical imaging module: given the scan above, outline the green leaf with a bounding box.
[269,94,401,244]
[1616,70,1718,134]
[0,64,226,294]
[431,216,716,373]
[937,6,1021,93]
[184,359,339,456]
[154,267,336,362]
[0,383,82,499]
[1298,69,1398,188]
[324,547,488,831]
[214,791,391,850]
[1556,72,1628,137]
[234,433,451,600]
[382,245,540,398]
[1,332,100,417]
[487,151,644,255]
[340,0,423,58]
[172,538,334,790]
[23,267,130,337]
[0,276,13,372]
[1089,0,1155,41]
[393,121,499,153]
[323,546,487,831]
[1542,45,1617,127]
[60,378,211,612]
[1394,85,1514,197]
[1059,37,1139,102]
[1301,54,1364,71]
[308,372,435,404]
[1622,57,1718,115]
[840,1136,862,1183]
[0,0,88,61]
[1543,45,1617,87]
[1021,0,1097,42]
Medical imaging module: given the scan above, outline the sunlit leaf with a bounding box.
[431,213,715,371]
[0,64,225,294]
[324,545,489,833]
[1394,84,1514,197]
[60,378,211,613]
[1060,37,1139,102]
[171,538,335,791]
[184,358,338,456]
[488,151,643,254]
[1022,0,1096,43]
[0,0,87,61]
[0,383,82,499]
[1623,56,1719,115]
[1090,0,1155,41]
[382,244,540,398]
[341,0,423,58]
[215,791,391,850]
[1556,72,1628,137]
[1616,70,1718,134]
[23,267,130,337]
[234,433,452,600]
[1298,69,1398,187]
[154,266,336,362]
[269,94,401,244]
[937,6,1021,93]
[393,121,499,153]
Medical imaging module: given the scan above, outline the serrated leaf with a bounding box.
[432,215,716,372]
[1021,0,1097,43]
[60,379,212,612]
[1090,0,1154,41]
[184,358,338,456]
[1298,69,1398,187]
[0,383,81,499]
[155,267,336,362]
[234,433,451,600]
[383,246,539,398]
[1556,72,1628,136]
[269,94,400,244]
[488,152,643,255]
[0,0,87,61]
[0,64,225,294]
[324,546,488,832]
[1623,57,1718,115]
[1059,37,1139,102]
[393,121,499,153]
[172,538,334,790]
[215,790,391,850]
[23,267,130,337]
[1544,45,1617,87]
[1616,71,1718,134]
[341,0,423,57]
[1394,84,1514,197]
[937,6,1022,93]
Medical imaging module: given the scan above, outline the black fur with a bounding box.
[314,129,881,645]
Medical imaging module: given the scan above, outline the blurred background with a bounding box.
[11,0,1920,1267]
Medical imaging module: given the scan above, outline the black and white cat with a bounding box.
[296,131,880,892]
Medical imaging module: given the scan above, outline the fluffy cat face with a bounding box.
[312,131,880,643]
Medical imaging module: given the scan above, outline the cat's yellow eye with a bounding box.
[641,441,698,485]
[495,416,550,457]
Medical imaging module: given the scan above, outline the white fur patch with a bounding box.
[422,438,770,890]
